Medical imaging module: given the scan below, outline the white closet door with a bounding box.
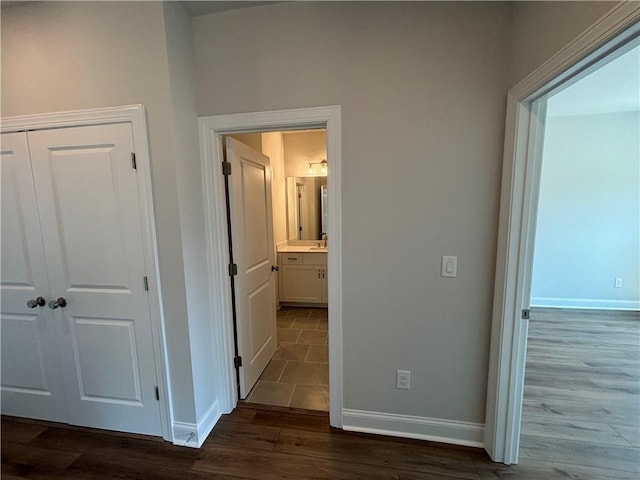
[28,124,162,435]
[1,132,67,422]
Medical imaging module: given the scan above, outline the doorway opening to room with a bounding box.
[199,106,343,428]
[486,15,639,466]
[518,41,639,474]
[222,129,330,412]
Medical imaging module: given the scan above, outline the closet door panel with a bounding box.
[28,124,162,435]
[0,132,67,421]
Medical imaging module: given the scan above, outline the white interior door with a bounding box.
[1,133,67,422]
[27,124,162,435]
[226,137,277,398]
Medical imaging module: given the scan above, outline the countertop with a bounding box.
[277,245,328,253]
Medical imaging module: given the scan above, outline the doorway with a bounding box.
[198,106,343,427]
[223,129,330,411]
[485,12,639,464]
[518,42,640,474]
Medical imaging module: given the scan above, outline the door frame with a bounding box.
[1,105,173,441]
[484,3,640,464]
[198,106,343,427]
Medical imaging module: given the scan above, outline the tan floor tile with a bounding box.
[277,328,301,345]
[285,308,312,318]
[272,343,310,361]
[316,363,329,386]
[259,359,287,382]
[280,361,321,386]
[310,308,328,319]
[292,318,319,330]
[247,381,294,407]
[306,344,328,362]
[289,385,329,411]
[277,317,294,328]
[297,330,327,345]
[317,318,328,331]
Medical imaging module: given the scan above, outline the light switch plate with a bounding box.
[441,256,457,277]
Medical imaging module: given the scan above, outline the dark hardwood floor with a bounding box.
[2,308,638,479]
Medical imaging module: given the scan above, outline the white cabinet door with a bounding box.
[281,264,323,303]
[226,137,277,399]
[27,124,162,435]
[1,133,67,422]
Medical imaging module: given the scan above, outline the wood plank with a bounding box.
[64,454,235,480]
[520,434,640,473]
[220,405,257,423]
[274,428,481,480]
[206,417,281,451]
[193,443,400,480]
[27,427,200,470]
[1,443,80,478]
[521,417,631,446]
[1,419,48,444]
[250,408,331,433]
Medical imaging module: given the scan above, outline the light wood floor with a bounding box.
[2,308,638,479]
[520,307,640,476]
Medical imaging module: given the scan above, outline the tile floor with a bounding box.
[245,307,329,411]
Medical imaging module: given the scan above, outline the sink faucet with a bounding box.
[322,233,328,248]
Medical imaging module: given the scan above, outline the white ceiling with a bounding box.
[180,1,280,17]
[547,44,640,117]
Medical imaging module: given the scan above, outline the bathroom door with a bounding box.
[226,137,277,398]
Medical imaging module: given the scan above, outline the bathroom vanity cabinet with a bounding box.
[278,251,328,304]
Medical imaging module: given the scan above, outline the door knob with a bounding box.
[27,296,46,308]
[271,265,279,272]
[48,297,67,309]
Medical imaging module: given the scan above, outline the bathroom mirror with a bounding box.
[286,176,327,241]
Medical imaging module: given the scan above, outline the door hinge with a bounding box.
[143,276,149,291]
[521,309,531,320]
[155,386,160,401]
[222,161,232,176]
[229,263,238,276]
[131,152,137,170]
[234,356,243,368]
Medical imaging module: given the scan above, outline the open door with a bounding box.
[225,137,277,398]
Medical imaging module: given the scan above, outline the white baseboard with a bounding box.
[172,400,221,448]
[531,296,640,311]
[342,409,485,448]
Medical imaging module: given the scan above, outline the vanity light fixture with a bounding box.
[307,159,328,176]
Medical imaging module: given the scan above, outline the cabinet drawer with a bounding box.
[303,252,327,266]
[281,253,303,264]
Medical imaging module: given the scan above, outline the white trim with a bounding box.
[343,409,484,448]
[1,105,173,442]
[172,400,222,448]
[531,297,640,311]
[198,106,343,428]
[485,3,640,465]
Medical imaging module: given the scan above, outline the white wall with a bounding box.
[231,133,263,151]
[509,1,617,87]
[162,1,218,428]
[283,131,327,177]
[531,111,640,310]
[262,132,287,246]
[194,1,511,427]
